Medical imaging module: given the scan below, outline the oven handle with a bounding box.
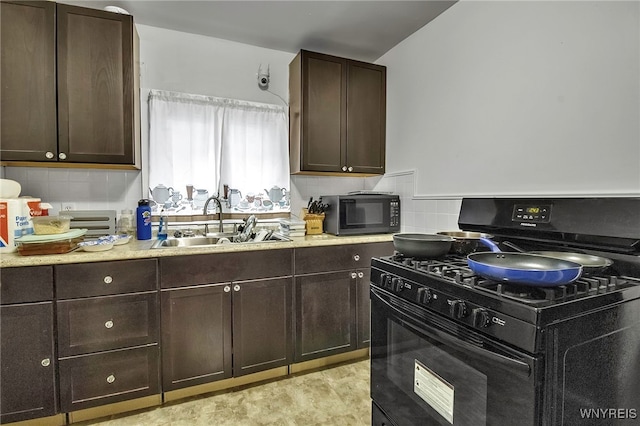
[372,288,531,377]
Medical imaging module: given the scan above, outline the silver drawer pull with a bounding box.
[351,272,357,279]
[45,151,54,159]
[105,320,114,329]
[41,358,51,367]
[104,276,113,284]
[58,152,67,160]
[106,374,116,384]
[353,254,360,261]
[358,272,364,279]
[233,284,240,292]
[224,285,231,292]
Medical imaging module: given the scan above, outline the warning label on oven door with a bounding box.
[414,359,454,423]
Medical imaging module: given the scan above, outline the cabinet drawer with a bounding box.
[56,259,157,299]
[0,266,53,304]
[59,344,159,412]
[160,249,293,288]
[294,242,394,274]
[58,293,158,357]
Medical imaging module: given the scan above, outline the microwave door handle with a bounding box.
[371,288,531,377]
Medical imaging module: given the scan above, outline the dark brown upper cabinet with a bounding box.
[289,50,386,176]
[0,1,140,168]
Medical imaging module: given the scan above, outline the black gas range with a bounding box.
[370,197,640,426]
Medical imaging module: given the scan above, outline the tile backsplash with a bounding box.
[2,167,143,214]
[2,166,462,232]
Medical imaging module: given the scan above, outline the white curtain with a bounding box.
[148,90,289,200]
[148,90,224,198]
[220,100,289,196]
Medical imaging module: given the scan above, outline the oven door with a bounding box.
[370,287,542,426]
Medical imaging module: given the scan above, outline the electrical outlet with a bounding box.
[61,203,76,212]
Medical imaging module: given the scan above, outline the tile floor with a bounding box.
[77,359,371,426]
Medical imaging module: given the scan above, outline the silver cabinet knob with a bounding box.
[58,152,67,160]
[103,276,113,284]
[233,284,240,292]
[224,285,231,292]
[105,320,114,329]
[342,166,347,172]
[41,358,51,367]
[358,272,364,279]
[106,374,116,384]
[45,151,54,159]
[348,166,353,172]
[351,272,357,279]
[353,254,360,261]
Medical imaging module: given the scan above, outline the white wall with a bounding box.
[378,0,640,199]
[372,0,640,234]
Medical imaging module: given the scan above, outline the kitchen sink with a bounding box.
[150,232,290,249]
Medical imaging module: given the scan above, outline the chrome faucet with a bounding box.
[237,215,257,242]
[202,196,224,234]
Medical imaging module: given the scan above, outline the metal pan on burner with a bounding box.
[467,238,583,287]
[500,241,613,273]
[436,231,493,255]
[393,233,454,258]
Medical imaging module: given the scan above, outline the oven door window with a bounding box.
[370,288,541,426]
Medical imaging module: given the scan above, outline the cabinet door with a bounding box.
[232,277,293,376]
[356,269,372,348]
[0,0,57,162]
[301,51,346,172]
[161,284,232,391]
[346,61,386,174]
[57,4,135,164]
[294,271,356,362]
[0,302,56,423]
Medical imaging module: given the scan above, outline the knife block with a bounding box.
[302,209,325,235]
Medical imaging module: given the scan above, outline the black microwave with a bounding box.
[322,194,400,236]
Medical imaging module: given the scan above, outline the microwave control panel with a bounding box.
[390,199,401,227]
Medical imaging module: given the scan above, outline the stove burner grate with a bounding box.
[386,253,640,306]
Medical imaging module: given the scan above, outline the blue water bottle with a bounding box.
[136,199,152,240]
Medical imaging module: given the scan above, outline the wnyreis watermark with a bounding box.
[580,408,637,420]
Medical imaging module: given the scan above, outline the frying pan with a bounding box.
[393,233,454,258]
[500,241,613,272]
[437,231,493,255]
[467,238,583,287]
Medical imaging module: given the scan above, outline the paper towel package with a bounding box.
[0,197,43,253]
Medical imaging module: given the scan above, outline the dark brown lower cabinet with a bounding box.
[295,271,357,362]
[232,277,293,376]
[0,302,57,423]
[356,268,373,348]
[161,284,232,391]
[161,277,293,391]
[59,345,159,412]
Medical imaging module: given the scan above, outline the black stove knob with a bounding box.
[472,308,491,328]
[449,300,468,319]
[380,273,388,287]
[391,277,404,292]
[381,273,392,289]
[417,288,432,304]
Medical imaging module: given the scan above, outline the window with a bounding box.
[148,90,290,213]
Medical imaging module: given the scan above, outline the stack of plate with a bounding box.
[278,218,306,237]
[16,229,87,256]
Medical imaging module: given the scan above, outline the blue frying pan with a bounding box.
[466,238,583,287]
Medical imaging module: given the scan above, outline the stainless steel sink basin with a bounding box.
[150,232,290,249]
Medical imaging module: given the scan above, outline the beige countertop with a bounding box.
[0,233,395,268]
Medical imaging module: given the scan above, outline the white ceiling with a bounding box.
[59,1,457,62]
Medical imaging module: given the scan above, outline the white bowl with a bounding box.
[0,179,21,198]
